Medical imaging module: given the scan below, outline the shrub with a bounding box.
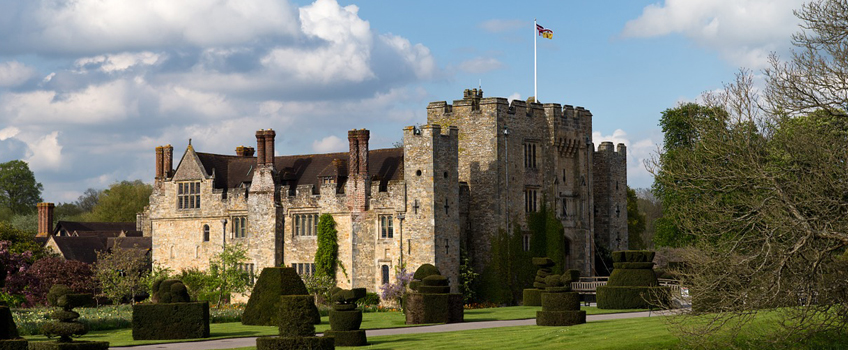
[613,262,655,269]
[150,279,191,303]
[328,310,362,331]
[131,302,209,340]
[536,310,586,326]
[278,296,315,337]
[404,293,463,324]
[356,292,380,307]
[596,286,669,309]
[242,268,317,326]
[606,269,658,287]
[611,250,655,263]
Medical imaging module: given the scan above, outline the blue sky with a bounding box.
[0,0,805,202]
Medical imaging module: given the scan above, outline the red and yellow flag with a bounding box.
[536,24,553,39]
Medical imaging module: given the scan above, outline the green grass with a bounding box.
[22,306,643,347]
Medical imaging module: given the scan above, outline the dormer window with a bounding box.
[322,176,336,185]
[178,181,201,209]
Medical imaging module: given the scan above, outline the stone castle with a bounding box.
[140,90,627,293]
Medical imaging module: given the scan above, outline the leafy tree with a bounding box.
[314,214,339,280]
[0,221,49,257]
[84,180,152,222]
[527,204,566,274]
[634,188,663,248]
[95,245,150,303]
[0,240,37,306]
[0,160,43,215]
[74,188,101,213]
[208,243,251,307]
[626,187,646,249]
[27,257,95,304]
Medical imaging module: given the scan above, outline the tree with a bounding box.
[651,68,848,345]
[74,188,101,213]
[95,245,150,303]
[0,221,49,257]
[27,257,95,304]
[626,187,646,249]
[208,243,251,307]
[634,188,663,248]
[84,180,151,222]
[0,160,43,215]
[314,214,339,280]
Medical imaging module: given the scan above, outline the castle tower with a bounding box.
[403,124,460,291]
[593,142,628,252]
[248,129,282,270]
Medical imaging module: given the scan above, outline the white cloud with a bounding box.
[380,34,437,79]
[622,0,804,68]
[0,126,19,141]
[24,131,63,171]
[75,52,164,73]
[2,80,137,125]
[312,135,347,153]
[593,129,657,189]
[459,57,505,74]
[0,61,36,87]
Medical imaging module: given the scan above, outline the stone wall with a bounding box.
[593,142,628,252]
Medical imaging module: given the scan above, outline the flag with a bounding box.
[536,24,553,39]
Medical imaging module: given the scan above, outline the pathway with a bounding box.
[111,310,671,350]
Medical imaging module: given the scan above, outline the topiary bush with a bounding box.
[536,273,585,327]
[33,285,108,350]
[150,279,191,303]
[524,257,556,306]
[327,287,367,346]
[131,302,209,340]
[255,295,334,350]
[242,268,320,326]
[598,250,669,309]
[405,264,463,325]
[409,264,441,292]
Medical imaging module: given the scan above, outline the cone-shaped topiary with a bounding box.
[32,285,109,350]
[255,295,334,350]
[0,260,27,350]
[243,267,320,326]
[597,250,669,309]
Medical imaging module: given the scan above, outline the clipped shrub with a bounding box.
[536,310,586,326]
[328,310,362,331]
[255,336,334,350]
[131,302,210,340]
[323,330,366,347]
[540,292,579,312]
[596,286,669,309]
[522,289,542,306]
[150,279,191,303]
[255,295,334,350]
[405,293,463,324]
[563,269,581,283]
[611,250,655,263]
[613,262,655,270]
[606,269,658,287]
[0,258,27,350]
[598,250,668,310]
[242,268,319,326]
[409,264,441,291]
[544,275,563,288]
[36,285,108,350]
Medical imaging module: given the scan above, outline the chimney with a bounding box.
[264,129,276,169]
[163,144,173,178]
[256,130,266,166]
[348,130,360,177]
[37,202,54,237]
[347,129,370,211]
[357,129,369,176]
[236,146,255,157]
[155,146,164,179]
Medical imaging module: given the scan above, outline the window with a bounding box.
[292,262,315,276]
[238,263,256,285]
[177,181,201,209]
[524,142,538,168]
[523,234,531,252]
[293,213,318,236]
[382,265,390,285]
[380,215,393,239]
[202,224,210,242]
[233,216,247,238]
[524,188,538,213]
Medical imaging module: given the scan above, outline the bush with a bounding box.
[356,292,380,307]
[255,336,334,350]
[611,250,655,263]
[596,286,669,309]
[29,341,109,350]
[150,279,190,303]
[536,310,586,326]
[613,262,655,269]
[606,269,658,287]
[323,329,366,347]
[131,302,210,340]
[328,310,362,331]
[242,268,315,326]
[522,289,541,306]
[563,269,580,283]
[404,293,463,324]
[278,296,315,337]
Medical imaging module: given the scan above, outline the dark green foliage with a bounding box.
[535,310,586,326]
[596,286,669,309]
[480,225,536,305]
[0,160,43,215]
[28,341,109,350]
[41,322,86,340]
[330,288,365,312]
[0,307,19,340]
[611,250,655,263]
[404,293,463,324]
[314,214,339,280]
[418,286,450,294]
[242,268,312,326]
[48,311,79,322]
[328,310,362,331]
[527,206,567,275]
[0,338,27,350]
[540,292,580,311]
[607,269,658,287]
[412,264,441,281]
[323,330,366,347]
[523,289,542,306]
[626,187,647,249]
[531,257,554,267]
[255,336,334,350]
[545,286,570,293]
[613,262,655,269]
[41,287,95,343]
[150,279,191,303]
[333,304,356,311]
[131,302,210,340]
[46,285,72,307]
[421,275,448,286]
[544,275,563,287]
[562,269,580,283]
[57,295,93,310]
[356,292,379,307]
[278,296,315,337]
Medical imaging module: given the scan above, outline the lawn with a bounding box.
[22,305,645,347]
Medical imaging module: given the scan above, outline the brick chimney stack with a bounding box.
[347,129,370,211]
[264,129,276,170]
[155,146,164,179]
[256,130,266,166]
[163,144,173,178]
[236,146,255,157]
[37,202,54,237]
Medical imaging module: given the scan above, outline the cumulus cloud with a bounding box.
[593,129,657,188]
[622,0,804,68]
[0,126,19,141]
[312,135,347,153]
[0,61,36,87]
[75,52,164,73]
[24,131,63,171]
[2,80,137,125]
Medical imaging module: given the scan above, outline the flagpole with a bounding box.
[534,18,537,102]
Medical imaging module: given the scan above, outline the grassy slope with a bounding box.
[23,306,644,347]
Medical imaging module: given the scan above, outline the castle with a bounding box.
[140,90,627,293]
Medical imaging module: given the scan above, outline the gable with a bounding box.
[173,145,210,181]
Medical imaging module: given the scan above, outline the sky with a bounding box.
[0,0,807,203]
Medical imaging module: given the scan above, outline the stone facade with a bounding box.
[142,90,626,294]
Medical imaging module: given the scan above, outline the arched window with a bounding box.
[203,224,210,242]
[381,265,390,285]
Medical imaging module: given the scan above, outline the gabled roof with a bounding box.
[194,148,404,192]
[50,236,106,264]
[107,237,152,251]
[54,221,137,235]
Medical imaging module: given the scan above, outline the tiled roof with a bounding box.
[195,148,404,192]
[54,221,136,235]
[51,236,106,264]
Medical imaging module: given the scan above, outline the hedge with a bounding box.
[278,296,315,337]
[0,307,19,339]
[612,262,655,270]
[611,250,655,263]
[606,269,658,287]
[540,292,579,312]
[324,329,366,347]
[405,293,463,324]
[596,286,669,309]
[536,310,586,326]
[523,289,542,306]
[242,268,317,326]
[255,336,334,350]
[0,338,27,350]
[131,302,210,340]
[328,310,362,331]
[28,341,109,350]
